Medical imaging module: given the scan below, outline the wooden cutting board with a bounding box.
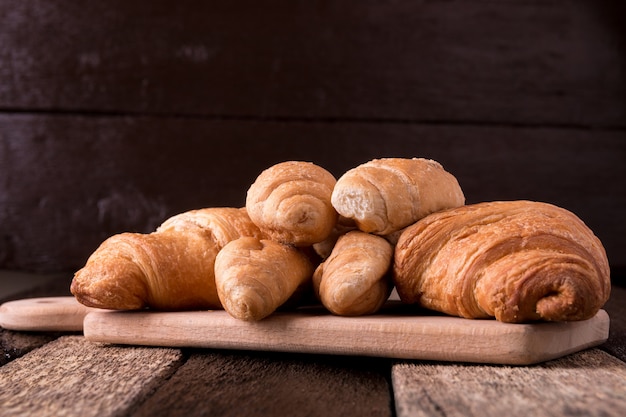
[0,297,98,331]
[0,297,610,365]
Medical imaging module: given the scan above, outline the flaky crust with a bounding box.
[71,231,221,310]
[313,231,393,316]
[158,207,265,248]
[214,237,314,321]
[71,207,264,310]
[393,201,611,322]
[331,158,465,235]
[246,161,338,246]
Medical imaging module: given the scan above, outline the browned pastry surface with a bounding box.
[393,200,611,322]
[71,207,264,310]
[215,237,314,321]
[246,161,338,246]
[158,207,264,248]
[313,230,393,316]
[331,158,465,235]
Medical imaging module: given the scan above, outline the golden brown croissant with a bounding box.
[71,207,264,310]
[393,201,611,323]
[246,161,338,246]
[214,237,314,321]
[313,230,393,316]
[331,158,465,235]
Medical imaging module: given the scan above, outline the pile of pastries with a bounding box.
[71,158,611,323]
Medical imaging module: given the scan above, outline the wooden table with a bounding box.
[1,270,625,417]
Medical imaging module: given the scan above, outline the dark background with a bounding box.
[1,1,625,285]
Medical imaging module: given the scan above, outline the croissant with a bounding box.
[331,158,465,235]
[214,237,314,321]
[246,161,338,246]
[313,230,393,316]
[71,207,264,310]
[393,200,611,323]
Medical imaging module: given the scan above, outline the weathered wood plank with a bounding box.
[0,272,76,366]
[133,350,393,417]
[0,0,623,127]
[392,348,626,417]
[0,336,184,417]
[0,328,60,366]
[1,114,624,281]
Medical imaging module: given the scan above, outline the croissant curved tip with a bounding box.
[322,279,390,316]
[70,262,148,310]
[221,286,272,321]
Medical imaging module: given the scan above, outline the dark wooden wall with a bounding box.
[1,1,625,284]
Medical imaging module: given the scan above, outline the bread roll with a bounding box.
[393,201,611,322]
[331,158,465,235]
[313,230,393,316]
[215,237,314,321]
[246,161,338,246]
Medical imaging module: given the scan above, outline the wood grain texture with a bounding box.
[82,307,609,365]
[392,348,626,417]
[1,114,624,278]
[0,1,624,127]
[0,273,624,417]
[0,297,94,331]
[0,328,60,366]
[0,336,184,417]
[133,350,393,417]
[0,273,75,366]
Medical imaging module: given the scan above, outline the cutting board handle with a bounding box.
[0,296,92,331]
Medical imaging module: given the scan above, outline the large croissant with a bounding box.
[393,201,611,323]
[246,161,338,246]
[71,207,264,310]
[331,158,465,236]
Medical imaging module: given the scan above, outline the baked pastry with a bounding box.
[246,161,338,246]
[214,237,314,321]
[71,207,264,310]
[393,200,611,322]
[157,207,264,248]
[312,215,357,259]
[331,158,465,235]
[313,230,393,316]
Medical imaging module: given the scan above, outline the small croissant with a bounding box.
[71,207,264,310]
[214,237,314,321]
[246,161,338,246]
[393,201,611,322]
[313,230,393,316]
[331,158,465,235]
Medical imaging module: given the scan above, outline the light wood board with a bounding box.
[83,305,609,365]
[0,297,610,365]
[0,297,97,331]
